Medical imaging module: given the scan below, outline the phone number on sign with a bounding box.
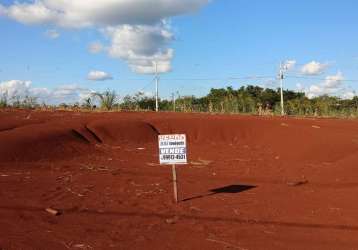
[160,154,186,160]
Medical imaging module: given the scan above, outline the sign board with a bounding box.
[158,134,187,165]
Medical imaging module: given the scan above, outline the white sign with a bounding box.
[158,134,187,165]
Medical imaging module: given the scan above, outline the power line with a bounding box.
[161,76,275,81]
[112,78,152,81]
[116,76,278,97]
[286,75,358,82]
[137,78,155,93]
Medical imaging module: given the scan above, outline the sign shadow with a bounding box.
[182,184,256,202]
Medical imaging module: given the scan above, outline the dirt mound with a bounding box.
[0,117,159,162]
[2,111,358,250]
[150,116,358,163]
[150,116,263,143]
[0,111,357,164]
[0,119,43,132]
[86,119,159,145]
[0,122,93,162]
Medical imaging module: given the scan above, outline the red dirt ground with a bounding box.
[1,110,358,250]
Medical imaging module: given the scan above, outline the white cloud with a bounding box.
[283,60,296,70]
[88,42,104,54]
[0,80,92,104]
[301,61,328,75]
[0,80,32,98]
[0,0,208,28]
[323,72,344,88]
[306,84,324,98]
[105,23,174,74]
[49,84,93,103]
[87,70,113,81]
[341,90,355,100]
[1,0,208,74]
[3,1,58,25]
[45,29,60,39]
[143,91,154,98]
[304,72,353,99]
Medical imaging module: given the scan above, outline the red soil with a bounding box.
[1,110,358,249]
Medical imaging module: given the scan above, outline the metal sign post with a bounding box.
[158,134,187,203]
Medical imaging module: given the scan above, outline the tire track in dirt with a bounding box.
[0,206,357,232]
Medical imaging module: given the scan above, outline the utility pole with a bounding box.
[279,62,285,116]
[155,61,159,112]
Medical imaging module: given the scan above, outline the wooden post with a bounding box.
[172,164,178,203]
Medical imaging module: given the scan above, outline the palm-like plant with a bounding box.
[92,90,118,110]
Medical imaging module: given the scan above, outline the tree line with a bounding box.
[1,85,358,117]
[120,85,358,117]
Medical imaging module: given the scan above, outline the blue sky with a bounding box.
[0,0,357,103]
